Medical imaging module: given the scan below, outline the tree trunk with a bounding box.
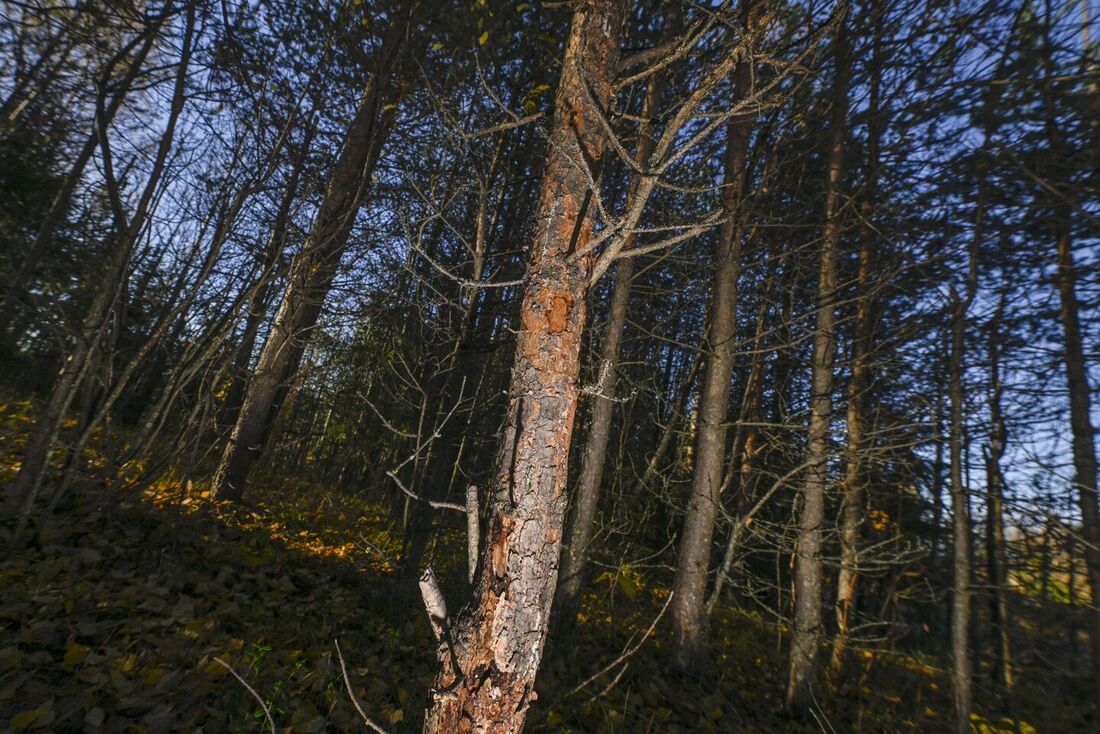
[0,15,164,346]
[421,2,623,730]
[222,120,316,428]
[707,241,779,613]
[1042,2,1100,695]
[829,218,872,680]
[946,157,981,730]
[1054,216,1100,695]
[211,5,414,501]
[984,291,1013,695]
[669,0,763,670]
[947,286,973,734]
[3,5,195,528]
[831,0,882,678]
[787,7,849,711]
[557,44,670,618]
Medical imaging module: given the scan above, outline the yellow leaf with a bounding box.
[432,42,443,51]
[0,648,23,668]
[203,659,228,677]
[390,709,404,724]
[617,573,637,599]
[9,709,43,730]
[142,666,167,685]
[64,642,90,668]
[478,31,489,46]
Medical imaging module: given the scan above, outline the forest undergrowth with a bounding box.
[0,399,1081,733]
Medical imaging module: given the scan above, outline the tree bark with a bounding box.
[787,6,849,711]
[211,4,415,501]
[421,2,623,730]
[669,0,763,670]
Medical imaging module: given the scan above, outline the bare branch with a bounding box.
[420,566,450,642]
[334,639,391,734]
[213,658,275,734]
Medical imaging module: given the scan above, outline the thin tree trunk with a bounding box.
[1053,213,1100,696]
[831,0,882,678]
[669,0,764,670]
[787,6,849,711]
[421,2,623,730]
[948,286,973,734]
[211,4,415,501]
[223,119,317,427]
[931,347,947,572]
[3,5,195,529]
[707,242,779,613]
[557,255,633,613]
[1042,0,1100,697]
[557,44,670,618]
[0,14,165,345]
[946,153,982,730]
[830,228,873,680]
[984,290,1013,695]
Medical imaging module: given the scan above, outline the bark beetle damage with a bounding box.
[423,1,622,730]
[547,294,571,333]
[489,514,513,580]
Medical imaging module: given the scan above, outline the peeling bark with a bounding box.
[421,2,623,731]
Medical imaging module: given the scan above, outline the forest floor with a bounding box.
[0,398,1084,733]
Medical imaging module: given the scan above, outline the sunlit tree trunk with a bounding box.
[421,2,623,730]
